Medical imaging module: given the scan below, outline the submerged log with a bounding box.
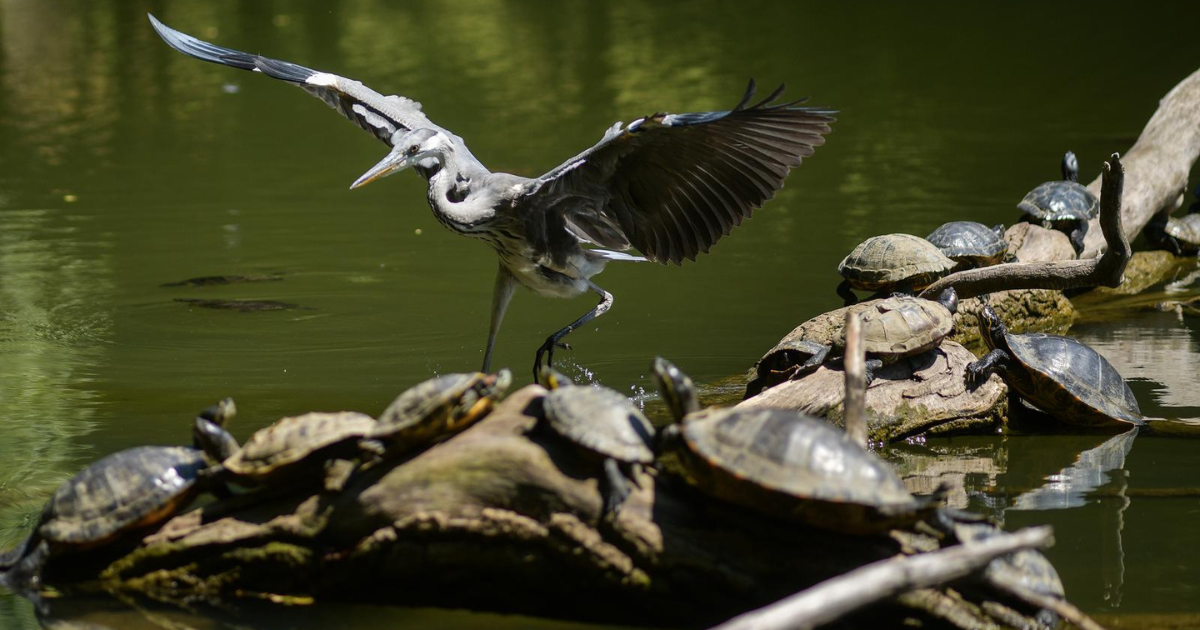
[33,387,1054,630]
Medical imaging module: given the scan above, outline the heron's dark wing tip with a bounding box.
[148,13,260,72]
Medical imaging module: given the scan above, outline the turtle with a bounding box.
[836,233,956,305]
[1144,212,1200,256]
[0,400,237,584]
[536,369,656,516]
[654,357,943,535]
[746,289,958,396]
[965,303,1142,428]
[370,369,513,449]
[1016,151,1098,256]
[218,410,379,485]
[924,221,1009,269]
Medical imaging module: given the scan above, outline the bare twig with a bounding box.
[843,312,867,448]
[918,154,1129,300]
[708,526,1055,630]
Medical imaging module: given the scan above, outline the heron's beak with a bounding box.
[349,151,412,189]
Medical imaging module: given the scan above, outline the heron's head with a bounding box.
[350,128,448,189]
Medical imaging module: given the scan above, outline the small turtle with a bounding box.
[836,233,956,305]
[1017,151,1098,256]
[218,410,378,485]
[655,358,942,534]
[370,370,513,448]
[925,221,1009,269]
[966,304,1142,428]
[746,289,958,396]
[0,400,236,582]
[536,369,655,515]
[1145,212,1200,256]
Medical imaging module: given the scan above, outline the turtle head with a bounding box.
[1061,151,1079,183]
[651,357,700,421]
[193,399,239,462]
[936,287,959,315]
[977,303,1007,351]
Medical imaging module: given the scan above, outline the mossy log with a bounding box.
[739,341,1007,444]
[36,386,1054,630]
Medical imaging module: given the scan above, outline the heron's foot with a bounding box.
[533,337,573,381]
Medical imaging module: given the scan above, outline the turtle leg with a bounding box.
[836,280,859,306]
[965,349,1011,386]
[1067,222,1087,256]
[863,358,884,387]
[600,457,632,516]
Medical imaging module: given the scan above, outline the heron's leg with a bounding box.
[483,265,518,373]
[534,281,613,380]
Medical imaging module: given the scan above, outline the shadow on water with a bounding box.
[3,0,1200,628]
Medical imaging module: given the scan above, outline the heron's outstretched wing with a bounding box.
[149,14,434,146]
[524,81,835,264]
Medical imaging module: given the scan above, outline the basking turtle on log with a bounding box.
[746,289,958,396]
[0,400,237,586]
[836,234,956,305]
[1017,151,1098,256]
[925,221,1009,270]
[655,358,947,535]
[966,303,1142,429]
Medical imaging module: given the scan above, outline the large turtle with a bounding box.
[925,221,1009,269]
[655,358,942,534]
[966,304,1142,428]
[0,400,237,583]
[1017,151,1098,256]
[536,369,655,515]
[836,233,956,305]
[746,289,958,397]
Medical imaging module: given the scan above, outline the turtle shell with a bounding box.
[372,371,510,446]
[1017,181,1098,223]
[842,296,954,361]
[675,408,930,533]
[542,386,655,464]
[745,339,830,398]
[223,411,377,481]
[40,446,207,545]
[1166,214,1200,249]
[925,221,1008,267]
[838,234,955,291]
[1005,333,1142,427]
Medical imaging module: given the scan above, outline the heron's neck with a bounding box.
[425,148,498,229]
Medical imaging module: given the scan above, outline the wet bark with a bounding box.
[37,386,1055,630]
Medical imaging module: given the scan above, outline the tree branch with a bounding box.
[843,312,867,448]
[708,527,1060,630]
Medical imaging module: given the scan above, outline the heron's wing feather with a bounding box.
[149,14,433,146]
[525,81,835,264]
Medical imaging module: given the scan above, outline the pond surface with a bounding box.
[2,1,1200,628]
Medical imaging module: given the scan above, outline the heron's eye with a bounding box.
[407,145,419,156]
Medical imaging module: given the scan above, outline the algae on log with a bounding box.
[1080,67,1200,259]
[951,290,1076,354]
[739,342,1007,444]
[54,386,1051,629]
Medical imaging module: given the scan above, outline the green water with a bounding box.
[2,0,1200,628]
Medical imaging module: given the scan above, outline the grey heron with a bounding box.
[149,15,835,380]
